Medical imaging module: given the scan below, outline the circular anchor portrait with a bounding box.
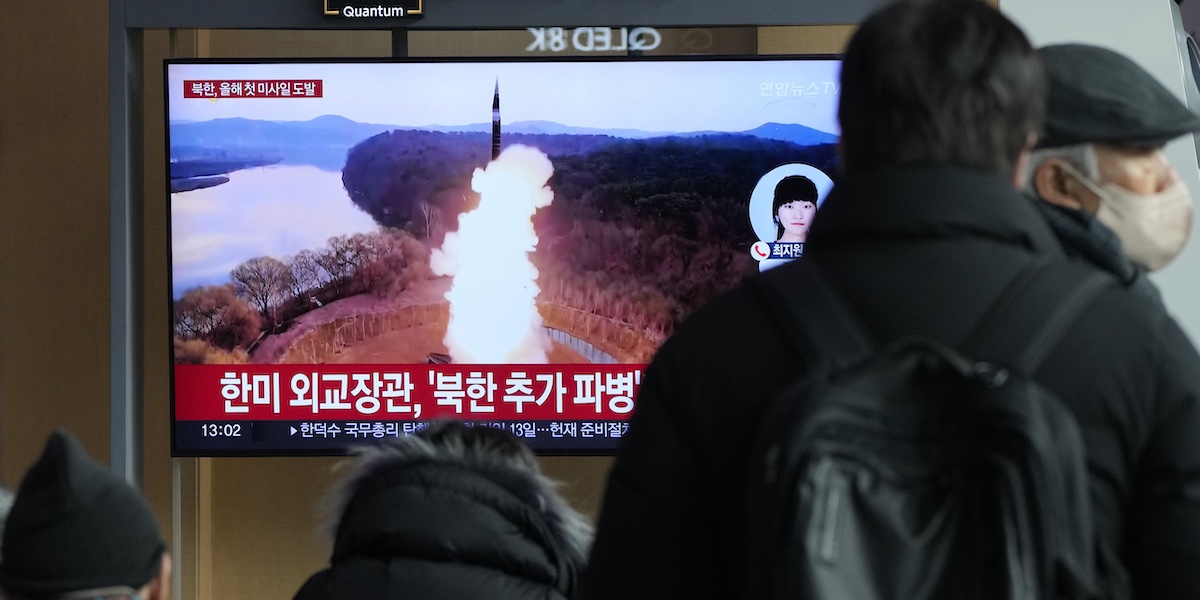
[747,163,833,272]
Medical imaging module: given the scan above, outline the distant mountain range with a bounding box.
[167,115,838,171]
[170,115,395,153]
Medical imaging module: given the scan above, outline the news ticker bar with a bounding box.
[175,420,628,454]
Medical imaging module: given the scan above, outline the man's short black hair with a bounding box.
[838,0,1045,179]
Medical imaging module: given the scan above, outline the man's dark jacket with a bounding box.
[582,166,1200,600]
[294,440,591,600]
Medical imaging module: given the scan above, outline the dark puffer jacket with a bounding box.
[294,434,592,600]
[584,167,1200,600]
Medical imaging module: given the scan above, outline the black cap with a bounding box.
[0,430,166,599]
[1038,43,1200,149]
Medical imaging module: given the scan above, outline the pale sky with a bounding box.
[167,59,842,135]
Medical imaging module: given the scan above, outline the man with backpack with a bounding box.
[582,1,1200,599]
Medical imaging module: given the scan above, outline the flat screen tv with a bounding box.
[166,56,841,455]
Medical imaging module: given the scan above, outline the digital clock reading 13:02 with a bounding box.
[200,423,243,437]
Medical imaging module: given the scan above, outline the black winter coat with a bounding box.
[295,445,591,600]
[1032,198,1161,301]
[583,167,1200,600]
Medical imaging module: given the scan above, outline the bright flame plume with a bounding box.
[430,145,555,363]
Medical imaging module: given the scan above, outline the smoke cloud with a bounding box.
[431,145,555,363]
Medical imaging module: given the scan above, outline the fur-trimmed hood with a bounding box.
[297,432,593,600]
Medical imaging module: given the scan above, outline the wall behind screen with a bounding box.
[0,0,112,507]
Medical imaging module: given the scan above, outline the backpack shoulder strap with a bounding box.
[754,256,1113,376]
[754,259,875,372]
[962,256,1114,375]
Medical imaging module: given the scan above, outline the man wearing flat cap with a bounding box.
[0,430,171,600]
[1024,43,1200,295]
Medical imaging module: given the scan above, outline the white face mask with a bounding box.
[1058,162,1194,271]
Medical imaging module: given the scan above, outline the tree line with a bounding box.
[341,130,620,233]
[338,129,837,336]
[174,131,837,363]
[173,229,430,363]
[533,136,838,330]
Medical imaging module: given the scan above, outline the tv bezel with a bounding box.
[163,52,843,457]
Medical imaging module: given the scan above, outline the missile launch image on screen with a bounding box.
[166,59,842,368]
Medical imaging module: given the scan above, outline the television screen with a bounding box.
[166,56,841,455]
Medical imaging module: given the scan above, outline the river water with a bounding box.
[171,164,380,298]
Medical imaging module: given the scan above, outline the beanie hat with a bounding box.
[0,430,166,599]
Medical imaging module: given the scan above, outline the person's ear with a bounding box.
[1012,132,1037,189]
[1034,160,1090,211]
[142,552,172,600]
[1014,150,1032,189]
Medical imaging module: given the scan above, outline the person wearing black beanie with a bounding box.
[0,429,171,600]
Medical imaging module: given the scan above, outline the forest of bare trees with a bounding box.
[533,218,754,339]
[337,129,838,344]
[173,228,430,364]
[341,130,620,233]
[174,129,837,364]
[530,136,837,335]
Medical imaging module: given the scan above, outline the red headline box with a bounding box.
[183,80,323,99]
[174,363,646,421]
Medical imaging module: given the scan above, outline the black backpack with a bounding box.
[743,257,1111,600]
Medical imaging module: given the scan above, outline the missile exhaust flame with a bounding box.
[430,145,555,363]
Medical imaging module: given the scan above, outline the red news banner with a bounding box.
[175,364,645,422]
[183,79,324,99]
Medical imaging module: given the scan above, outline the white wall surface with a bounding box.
[1002,0,1200,344]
